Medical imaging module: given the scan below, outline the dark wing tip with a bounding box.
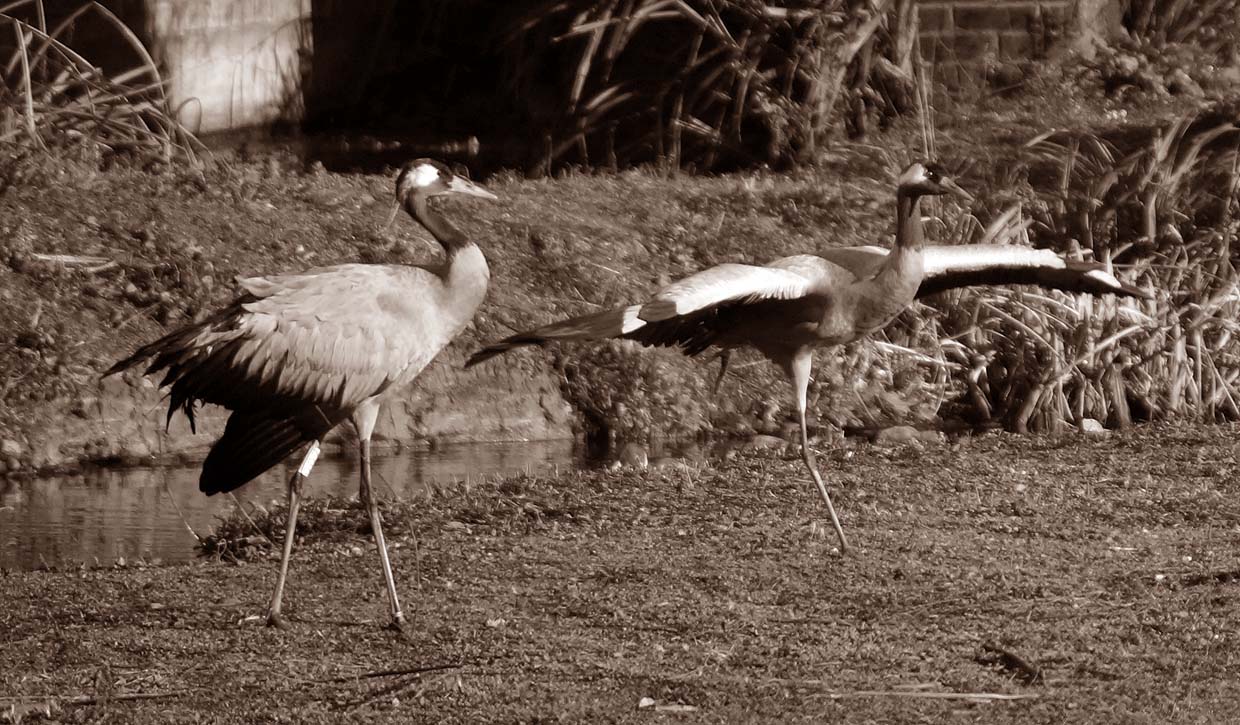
[200,413,312,495]
[465,336,546,368]
[101,353,144,380]
[464,348,497,369]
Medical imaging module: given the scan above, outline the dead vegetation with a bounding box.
[504,0,920,170]
[0,0,203,172]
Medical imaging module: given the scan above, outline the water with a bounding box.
[0,440,582,571]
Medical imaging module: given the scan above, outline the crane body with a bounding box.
[467,162,1150,553]
[106,159,496,629]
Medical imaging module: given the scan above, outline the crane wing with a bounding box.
[639,263,814,321]
[918,245,1151,299]
[465,305,644,367]
[105,263,471,494]
[813,245,890,281]
[468,257,848,366]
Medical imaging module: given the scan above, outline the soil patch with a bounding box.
[4,423,1239,723]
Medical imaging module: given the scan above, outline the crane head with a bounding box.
[395,159,497,203]
[387,159,497,229]
[897,161,973,202]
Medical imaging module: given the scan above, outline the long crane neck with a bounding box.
[407,194,474,257]
[851,186,927,334]
[894,191,924,251]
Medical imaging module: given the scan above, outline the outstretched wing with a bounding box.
[814,245,889,281]
[639,263,814,321]
[918,245,1150,299]
[468,260,828,365]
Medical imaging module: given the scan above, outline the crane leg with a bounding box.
[267,440,321,628]
[359,437,407,631]
[712,350,732,395]
[790,352,849,553]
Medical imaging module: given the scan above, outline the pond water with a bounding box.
[0,440,583,571]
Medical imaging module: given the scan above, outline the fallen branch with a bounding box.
[1175,569,1240,587]
[829,690,1037,701]
[978,642,1044,685]
[31,253,110,266]
[662,671,1038,701]
[0,691,185,706]
[313,662,467,684]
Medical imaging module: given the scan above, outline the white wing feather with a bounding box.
[639,263,812,322]
[922,245,1066,277]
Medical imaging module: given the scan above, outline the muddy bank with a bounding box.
[0,350,575,474]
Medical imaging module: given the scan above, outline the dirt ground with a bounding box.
[4,423,1239,723]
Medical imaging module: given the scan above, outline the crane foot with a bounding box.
[266,612,291,630]
[384,614,411,640]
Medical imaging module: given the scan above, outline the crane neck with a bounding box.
[407,194,474,257]
[894,192,924,251]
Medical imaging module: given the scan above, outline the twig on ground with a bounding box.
[314,662,467,685]
[663,670,1038,700]
[31,253,110,266]
[162,478,202,544]
[229,492,274,546]
[829,690,1036,701]
[978,641,1045,685]
[0,691,185,706]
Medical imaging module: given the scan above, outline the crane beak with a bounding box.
[447,175,498,200]
[940,176,973,203]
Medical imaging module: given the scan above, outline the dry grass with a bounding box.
[1010,104,1240,425]
[0,0,202,173]
[504,0,919,170]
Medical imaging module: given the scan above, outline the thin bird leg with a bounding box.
[790,352,849,553]
[712,349,732,395]
[359,437,407,630]
[267,440,321,628]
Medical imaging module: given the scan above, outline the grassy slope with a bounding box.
[4,424,1240,723]
[1,70,1210,457]
[0,142,915,457]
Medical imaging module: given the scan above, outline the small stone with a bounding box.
[742,434,786,451]
[873,425,923,447]
[651,457,689,471]
[638,697,656,709]
[618,442,648,469]
[1080,419,1108,435]
[1114,54,1140,76]
[0,439,23,458]
[71,396,98,419]
[1167,69,1204,97]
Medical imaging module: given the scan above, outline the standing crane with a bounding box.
[466,161,1150,554]
[105,159,497,630]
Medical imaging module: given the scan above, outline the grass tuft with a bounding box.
[0,1,203,172]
